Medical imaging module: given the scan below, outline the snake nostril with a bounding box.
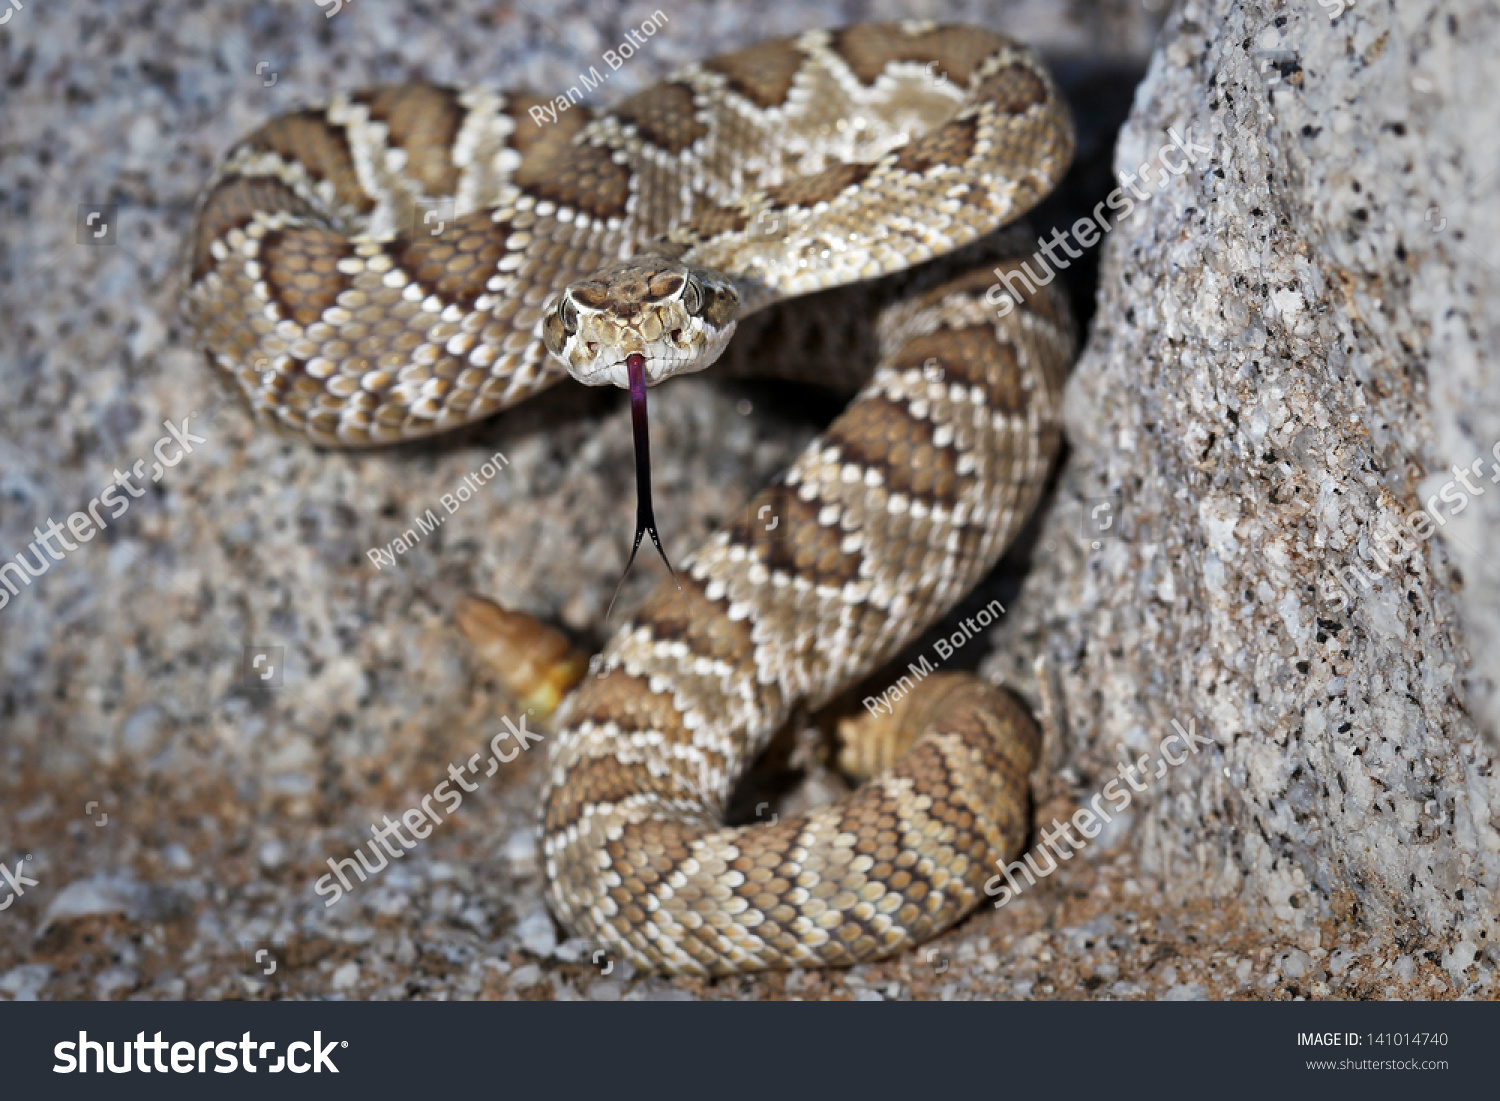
[585,341,600,357]
[669,328,683,343]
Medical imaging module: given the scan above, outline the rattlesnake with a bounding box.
[185,22,1076,975]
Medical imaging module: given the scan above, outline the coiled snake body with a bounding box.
[186,23,1077,975]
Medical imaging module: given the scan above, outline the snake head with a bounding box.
[542,258,739,388]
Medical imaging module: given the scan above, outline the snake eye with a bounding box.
[560,297,579,335]
[681,275,703,316]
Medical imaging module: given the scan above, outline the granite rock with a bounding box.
[986,0,1499,983]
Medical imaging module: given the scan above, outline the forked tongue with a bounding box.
[605,352,682,621]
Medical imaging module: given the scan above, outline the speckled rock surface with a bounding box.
[1,0,1487,1002]
[986,0,1500,990]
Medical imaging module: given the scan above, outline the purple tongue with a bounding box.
[606,352,681,620]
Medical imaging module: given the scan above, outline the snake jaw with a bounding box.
[542,258,740,387]
[605,351,682,622]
